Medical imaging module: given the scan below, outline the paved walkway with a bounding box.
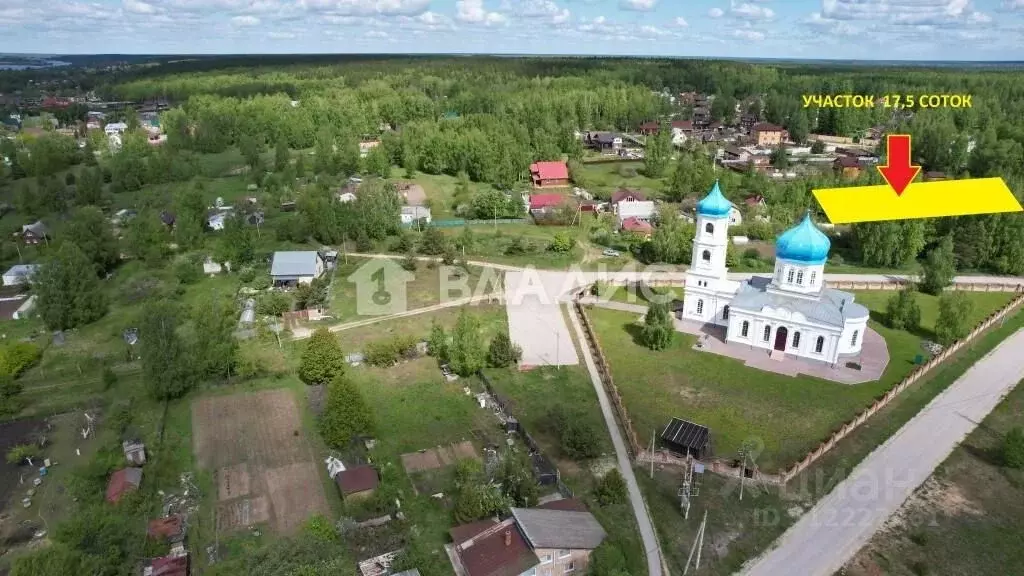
[565,302,663,576]
[740,328,1024,576]
[290,294,495,340]
[505,270,580,367]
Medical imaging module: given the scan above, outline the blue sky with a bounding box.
[1,0,1023,60]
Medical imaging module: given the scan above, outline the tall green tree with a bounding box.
[885,288,922,332]
[74,166,103,206]
[299,328,346,386]
[274,139,290,172]
[920,235,956,295]
[126,211,169,265]
[174,183,208,249]
[852,220,926,268]
[319,375,374,448]
[192,297,238,381]
[364,144,391,179]
[34,243,107,331]
[63,206,119,275]
[449,308,486,376]
[640,302,674,350]
[643,124,672,178]
[140,300,196,400]
[934,291,973,345]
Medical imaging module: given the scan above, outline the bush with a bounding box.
[101,368,117,391]
[548,404,601,460]
[401,249,418,271]
[640,302,674,351]
[239,267,256,283]
[427,321,449,362]
[593,468,627,506]
[174,260,201,285]
[885,288,922,331]
[1003,427,1024,469]
[487,332,522,367]
[364,335,419,367]
[0,342,42,378]
[547,231,575,253]
[6,444,40,465]
[742,248,761,260]
[257,291,291,316]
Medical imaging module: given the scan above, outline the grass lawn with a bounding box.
[588,290,1015,471]
[844,368,1024,576]
[637,304,1024,576]
[393,171,498,221]
[574,161,665,200]
[597,283,684,306]
[328,258,503,322]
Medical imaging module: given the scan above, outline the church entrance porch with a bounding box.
[773,327,788,351]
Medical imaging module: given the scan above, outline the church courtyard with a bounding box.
[587,290,1016,471]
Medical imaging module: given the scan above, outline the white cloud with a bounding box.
[500,0,571,24]
[300,0,429,16]
[673,16,688,26]
[268,30,296,37]
[365,28,388,36]
[733,28,765,40]
[731,3,774,20]
[708,7,724,17]
[1002,0,1024,9]
[231,14,260,24]
[619,0,656,11]
[638,24,668,35]
[456,0,506,23]
[124,0,159,14]
[821,0,992,26]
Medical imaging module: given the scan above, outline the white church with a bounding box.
[681,181,869,365]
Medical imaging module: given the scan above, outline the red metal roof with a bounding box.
[744,195,766,207]
[106,467,142,503]
[529,194,566,210]
[621,217,653,234]
[455,520,539,576]
[148,554,189,576]
[529,161,569,181]
[450,518,499,545]
[611,188,647,204]
[671,120,693,130]
[148,515,184,540]
[752,123,784,133]
[336,465,379,495]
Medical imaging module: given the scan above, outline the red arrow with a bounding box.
[877,134,920,196]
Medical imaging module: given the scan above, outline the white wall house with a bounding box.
[615,200,655,223]
[400,206,432,225]
[681,182,868,365]
[104,122,128,135]
[271,251,325,286]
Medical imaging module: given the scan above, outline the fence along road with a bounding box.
[566,300,664,576]
[740,328,1024,576]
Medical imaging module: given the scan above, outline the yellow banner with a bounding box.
[813,178,1022,224]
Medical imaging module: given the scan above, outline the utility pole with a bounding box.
[649,429,655,479]
[683,509,707,575]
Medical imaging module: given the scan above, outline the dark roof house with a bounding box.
[148,515,185,542]
[611,188,647,204]
[660,417,711,459]
[510,507,607,551]
[335,465,379,497]
[144,553,189,576]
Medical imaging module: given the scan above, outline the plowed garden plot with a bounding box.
[192,389,329,534]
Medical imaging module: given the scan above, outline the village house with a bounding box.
[529,193,566,217]
[19,221,48,245]
[270,251,325,287]
[621,216,653,239]
[751,123,786,147]
[104,121,128,136]
[123,439,146,465]
[744,195,767,210]
[833,156,862,179]
[401,206,432,226]
[106,467,143,504]
[2,264,38,286]
[448,500,606,576]
[358,140,380,158]
[529,161,570,188]
[148,514,185,544]
[583,131,622,154]
[397,182,427,206]
[335,465,379,501]
[142,553,189,576]
[206,209,233,231]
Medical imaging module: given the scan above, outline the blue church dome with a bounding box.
[696,180,732,218]
[776,212,831,265]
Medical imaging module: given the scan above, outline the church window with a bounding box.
[705,222,714,234]
[815,336,824,353]
[792,331,801,348]
[763,325,771,342]
[786,268,795,283]
[810,271,817,286]
[741,321,749,337]
[722,306,730,320]
[796,271,804,285]
[696,299,704,314]
[851,330,859,346]
[702,250,711,262]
